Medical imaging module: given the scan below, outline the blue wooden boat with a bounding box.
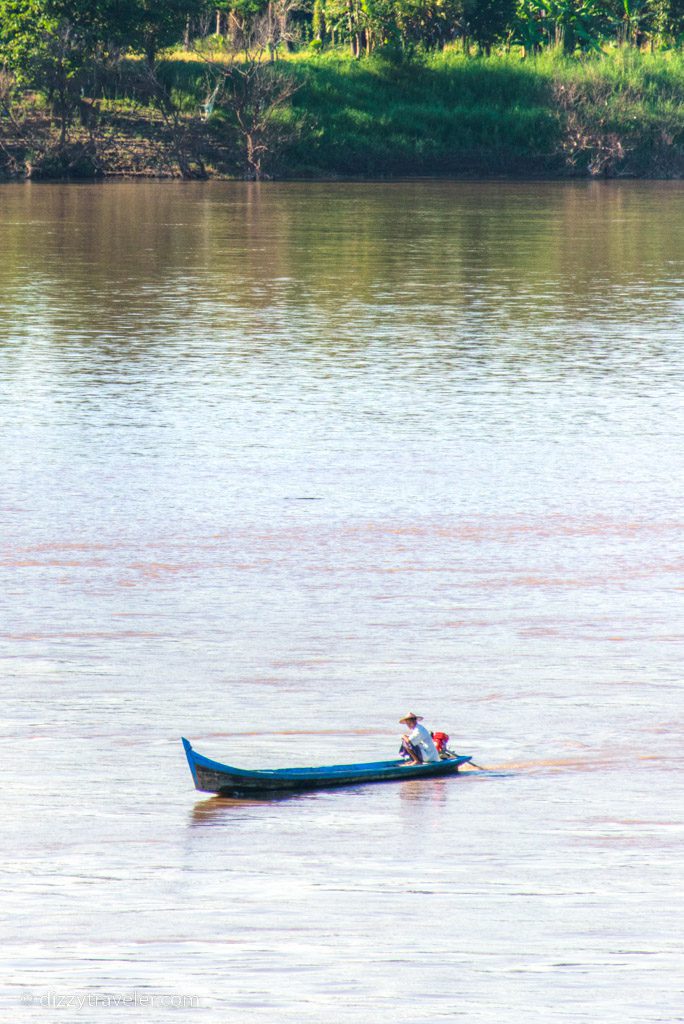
[182,737,472,796]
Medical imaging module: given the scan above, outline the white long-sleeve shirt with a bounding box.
[408,723,440,763]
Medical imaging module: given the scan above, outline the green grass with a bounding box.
[146,47,684,177]
[280,51,559,175]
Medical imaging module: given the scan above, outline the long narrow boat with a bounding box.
[182,737,472,797]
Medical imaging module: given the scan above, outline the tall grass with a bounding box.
[106,48,684,177]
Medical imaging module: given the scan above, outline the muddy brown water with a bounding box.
[1,180,683,1022]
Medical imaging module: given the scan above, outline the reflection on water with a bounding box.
[1,181,683,1023]
[190,793,310,824]
[398,778,453,804]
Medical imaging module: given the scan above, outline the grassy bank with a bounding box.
[3,48,684,180]
[284,49,684,178]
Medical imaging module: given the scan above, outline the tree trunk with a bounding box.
[313,0,325,41]
[57,68,68,149]
[246,134,261,180]
[347,0,355,55]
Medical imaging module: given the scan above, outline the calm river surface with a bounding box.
[1,181,683,1023]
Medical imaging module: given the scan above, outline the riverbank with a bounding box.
[2,49,684,180]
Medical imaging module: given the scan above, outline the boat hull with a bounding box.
[182,738,472,796]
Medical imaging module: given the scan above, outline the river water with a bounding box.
[1,181,683,1023]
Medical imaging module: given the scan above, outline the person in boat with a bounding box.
[398,713,440,765]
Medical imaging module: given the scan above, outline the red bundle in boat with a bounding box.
[431,731,450,754]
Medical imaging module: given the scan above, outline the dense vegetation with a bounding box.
[5,0,684,61]
[1,0,684,179]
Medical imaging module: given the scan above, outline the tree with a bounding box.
[197,8,301,178]
[99,0,211,63]
[0,1,101,146]
[464,0,517,52]
[514,0,606,53]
